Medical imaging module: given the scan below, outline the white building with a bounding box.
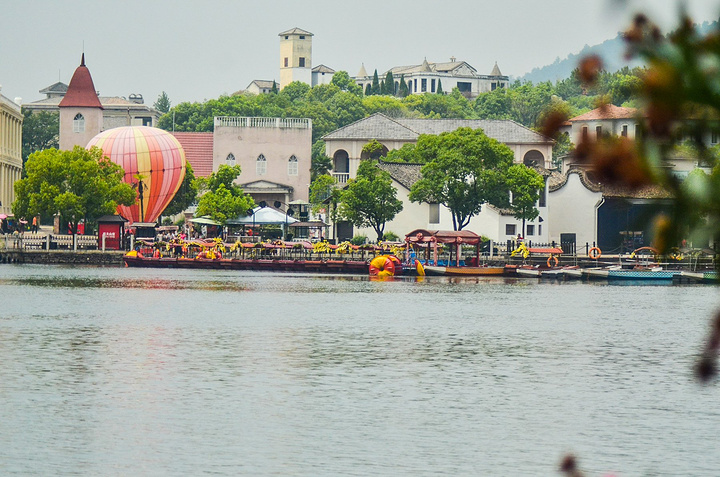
[323,113,553,242]
[0,88,22,216]
[354,59,508,99]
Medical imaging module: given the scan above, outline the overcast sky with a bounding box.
[1,0,719,107]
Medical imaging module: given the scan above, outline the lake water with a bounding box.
[1,264,719,476]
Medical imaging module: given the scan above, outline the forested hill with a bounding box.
[519,20,718,83]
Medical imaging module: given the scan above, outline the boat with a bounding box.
[515,266,542,278]
[584,265,679,281]
[423,265,506,276]
[679,270,719,283]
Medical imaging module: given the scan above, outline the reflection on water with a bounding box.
[1,264,719,476]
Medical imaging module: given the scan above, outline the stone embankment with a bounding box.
[0,250,125,266]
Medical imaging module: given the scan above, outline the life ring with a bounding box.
[588,247,602,259]
[547,256,559,268]
[369,255,395,277]
[415,259,425,276]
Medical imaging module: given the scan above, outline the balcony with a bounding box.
[332,172,349,184]
[214,116,311,129]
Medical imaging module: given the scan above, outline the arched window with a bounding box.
[288,155,298,176]
[256,154,267,175]
[73,113,85,133]
[226,153,236,164]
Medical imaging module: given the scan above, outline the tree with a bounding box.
[13,146,136,234]
[407,128,514,230]
[21,109,58,165]
[365,83,371,96]
[153,91,171,114]
[398,75,409,97]
[361,139,385,160]
[194,164,254,225]
[339,160,403,241]
[370,69,381,95]
[163,161,198,217]
[384,71,396,95]
[311,140,333,181]
[436,80,443,95]
[330,71,362,95]
[507,164,545,236]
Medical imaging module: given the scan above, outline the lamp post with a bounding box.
[273,200,295,241]
[132,176,146,222]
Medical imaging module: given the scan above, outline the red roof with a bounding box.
[172,132,214,177]
[58,54,103,109]
[569,104,637,122]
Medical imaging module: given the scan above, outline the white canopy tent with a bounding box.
[227,206,299,238]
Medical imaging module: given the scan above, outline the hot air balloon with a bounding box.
[87,126,186,224]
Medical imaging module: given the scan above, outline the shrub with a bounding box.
[350,234,367,245]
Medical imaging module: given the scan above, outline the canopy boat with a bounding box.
[405,229,506,277]
[423,264,506,276]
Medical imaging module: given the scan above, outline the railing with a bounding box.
[214,116,311,129]
[332,172,350,185]
[1,233,100,250]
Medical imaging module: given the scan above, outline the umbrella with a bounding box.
[227,207,299,225]
[189,216,221,225]
[0,214,6,219]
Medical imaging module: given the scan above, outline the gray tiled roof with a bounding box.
[377,162,423,190]
[39,82,68,94]
[278,27,313,36]
[323,113,552,144]
[323,114,419,141]
[312,64,335,73]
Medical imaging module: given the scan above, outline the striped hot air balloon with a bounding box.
[87,126,186,224]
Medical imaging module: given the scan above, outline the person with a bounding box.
[32,216,38,233]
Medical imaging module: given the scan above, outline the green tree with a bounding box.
[507,164,545,236]
[398,75,409,97]
[279,81,311,102]
[407,128,514,230]
[361,139,385,160]
[370,69,381,95]
[153,91,171,114]
[365,83,372,96]
[339,160,403,241]
[194,164,254,225]
[163,161,198,217]
[311,140,333,181]
[21,109,59,165]
[436,79,444,95]
[13,146,136,234]
[330,71,363,95]
[384,71,396,95]
[271,80,278,94]
[362,95,406,117]
[474,88,512,119]
[309,174,340,215]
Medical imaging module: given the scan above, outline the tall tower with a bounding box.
[59,54,103,150]
[279,28,313,89]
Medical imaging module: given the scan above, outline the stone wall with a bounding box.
[0,250,125,266]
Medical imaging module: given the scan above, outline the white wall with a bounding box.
[547,172,603,247]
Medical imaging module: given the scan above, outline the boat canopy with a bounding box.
[405,229,482,246]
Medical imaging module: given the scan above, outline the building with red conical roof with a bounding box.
[59,54,104,150]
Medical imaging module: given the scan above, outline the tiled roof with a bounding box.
[39,82,68,94]
[172,132,214,178]
[549,165,672,199]
[388,60,477,76]
[279,27,313,36]
[59,54,103,109]
[312,64,335,74]
[323,113,553,144]
[490,62,502,76]
[356,63,368,78]
[323,113,419,141]
[569,104,638,122]
[377,162,423,190]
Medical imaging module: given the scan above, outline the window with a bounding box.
[421,79,427,92]
[526,225,535,236]
[414,79,417,91]
[596,125,602,139]
[284,57,288,67]
[491,82,497,91]
[456,82,472,92]
[256,154,267,175]
[431,79,436,93]
[621,124,628,137]
[299,57,305,67]
[288,155,298,176]
[299,35,305,39]
[635,124,640,138]
[538,181,546,207]
[538,224,542,236]
[73,113,85,133]
[429,203,440,224]
[284,36,289,39]
[582,126,588,140]
[226,153,235,165]
[506,224,516,236]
